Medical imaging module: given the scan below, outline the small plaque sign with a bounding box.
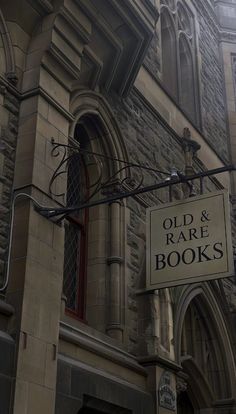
[159,371,176,411]
[147,191,234,290]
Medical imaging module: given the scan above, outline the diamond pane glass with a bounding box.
[63,125,90,317]
[63,150,87,314]
[63,220,82,312]
[67,154,84,208]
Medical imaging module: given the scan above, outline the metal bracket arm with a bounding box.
[34,165,236,219]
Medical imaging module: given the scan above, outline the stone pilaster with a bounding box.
[0,82,20,288]
[106,201,124,341]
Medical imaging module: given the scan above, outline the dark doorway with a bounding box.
[78,397,132,414]
[177,392,194,414]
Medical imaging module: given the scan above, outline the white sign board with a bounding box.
[146,191,234,290]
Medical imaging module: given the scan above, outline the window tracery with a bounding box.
[62,101,126,337]
[161,0,175,12]
[160,0,199,123]
[181,299,229,399]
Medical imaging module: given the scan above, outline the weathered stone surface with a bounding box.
[0,2,236,413]
[105,90,183,352]
[106,85,235,354]
[194,0,229,163]
[0,90,20,286]
[144,0,229,163]
[56,358,154,414]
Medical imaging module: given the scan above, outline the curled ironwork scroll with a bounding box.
[48,137,167,209]
[49,138,104,202]
[49,138,75,199]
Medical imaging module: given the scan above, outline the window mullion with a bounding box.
[176,24,182,104]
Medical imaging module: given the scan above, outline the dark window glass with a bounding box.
[63,126,89,320]
[160,0,199,124]
[179,35,196,122]
[161,11,178,99]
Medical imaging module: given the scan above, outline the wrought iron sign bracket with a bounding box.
[32,134,236,221]
[34,164,236,220]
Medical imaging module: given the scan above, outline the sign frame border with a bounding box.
[146,190,234,290]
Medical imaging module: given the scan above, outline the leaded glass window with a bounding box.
[160,0,199,124]
[63,124,89,319]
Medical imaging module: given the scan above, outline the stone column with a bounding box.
[106,200,124,341]
[4,2,91,412]
[8,95,69,414]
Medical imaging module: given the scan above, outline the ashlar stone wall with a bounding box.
[106,90,192,355]
[144,0,229,163]
[193,0,229,163]
[0,86,20,287]
[106,86,232,359]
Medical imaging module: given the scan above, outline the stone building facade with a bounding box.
[0,0,236,413]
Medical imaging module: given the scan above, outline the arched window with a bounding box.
[161,10,178,99]
[63,96,127,337]
[160,0,199,124]
[181,299,228,399]
[0,8,16,80]
[63,124,90,320]
[179,34,196,121]
[174,284,236,411]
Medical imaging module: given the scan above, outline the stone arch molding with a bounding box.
[0,8,16,82]
[174,282,236,400]
[68,90,128,338]
[70,90,129,175]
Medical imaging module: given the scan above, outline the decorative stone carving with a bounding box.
[177,2,192,36]
[176,377,188,395]
[181,128,200,176]
[161,0,175,12]
[159,371,176,411]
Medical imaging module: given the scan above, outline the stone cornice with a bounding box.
[0,75,75,122]
[2,0,158,97]
[59,321,147,376]
[219,30,236,43]
[78,0,158,96]
[138,354,182,373]
[22,86,75,121]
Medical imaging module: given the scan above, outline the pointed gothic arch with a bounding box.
[70,90,129,168]
[180,356,215,409]
[160,0,200,125]
[0,8,16,81]
[63,91,128,337]
[160,8,178,99]
[174,282,236,409]
[178,33,196,121]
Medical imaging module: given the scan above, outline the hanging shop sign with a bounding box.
[146,190,234,290]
